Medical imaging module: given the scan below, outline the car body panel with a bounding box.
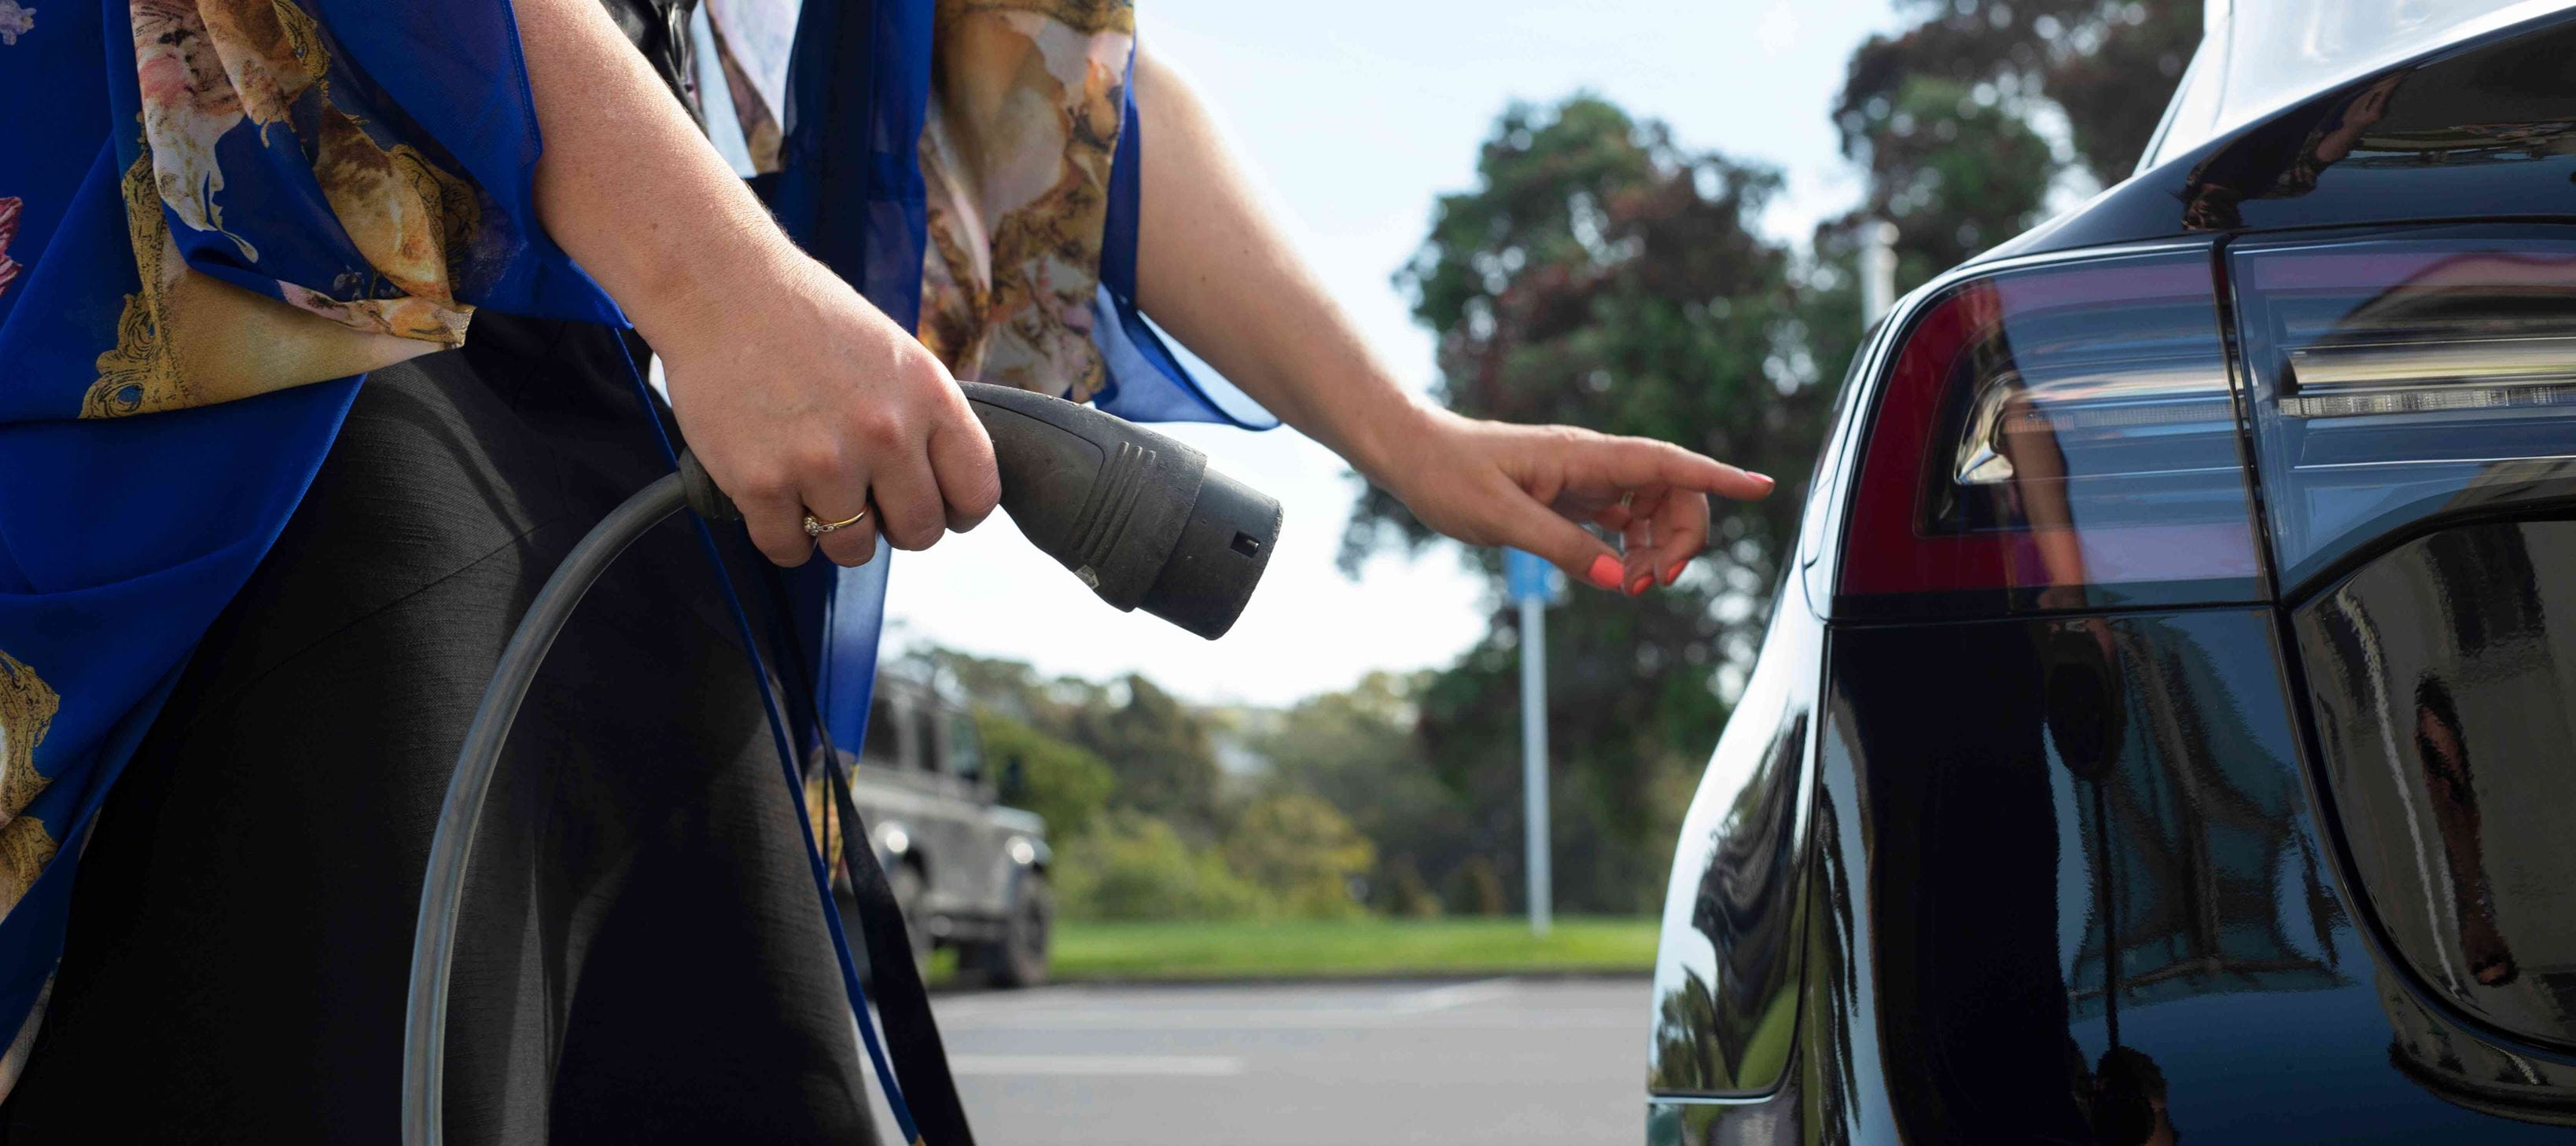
[2146,0,2567,168]
[2294,520,2576,1052]
[1646,563,1821,1097]
[1648,7,2576,1139]
[1654,610,2576,1143]
[1993,13,2576,266]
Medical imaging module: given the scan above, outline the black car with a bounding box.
[1648,4,2576,1142]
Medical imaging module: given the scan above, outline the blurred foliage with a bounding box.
[921,649,1223,839]
[1448,854,1511,917]
[929,649,1378,920]
[1380,856,1444,918]
[973,710,1113,839]
[1250,671,1476,913]
[1054,810,1270,921]
[1831,0,2200,295]
[1222,793,1376,920]
[1831,74,2058,289]
[1054,801,1377,923]
[1839,0,2202,188]
[1057,674,1221,838]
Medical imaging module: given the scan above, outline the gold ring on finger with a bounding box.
[803,506,869,537]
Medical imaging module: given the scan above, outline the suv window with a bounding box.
[860,696,902,766]
[947,711,983,784]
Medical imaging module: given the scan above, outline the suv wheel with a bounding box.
[980,872,1052,990]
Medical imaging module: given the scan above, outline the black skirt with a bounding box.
[1,316,881,1144]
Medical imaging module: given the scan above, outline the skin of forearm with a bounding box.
[511,20,1414,483]
[513,0,804,355]
[1129,49,1429,485]
[510,0,998,567]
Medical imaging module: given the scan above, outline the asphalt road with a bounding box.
[867,977,1652,1145]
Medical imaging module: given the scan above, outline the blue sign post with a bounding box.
[1503,549,1559,937]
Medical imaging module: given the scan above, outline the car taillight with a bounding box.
[1838,252,2265,614]
[2232,230,2576,590]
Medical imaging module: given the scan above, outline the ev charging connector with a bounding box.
[404,381,1282,1145]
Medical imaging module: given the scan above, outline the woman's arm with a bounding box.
[513,0,997,567]
[1129,50,1772,594]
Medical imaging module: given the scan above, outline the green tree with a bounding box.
[1065,674,1223,837]
[1343,94,1831,913]
[1838,0,2202,189]
[1448,854,1509,917]
[1824,0,2201,308]
[918,648,1227,839]
[974,711,1114,839]
[1054,810,1271,921]
[1222,793,1376,920]
[1252,671,1478,909]
[1380,855,1444,917]
[926,649,1054,724]
[1831,74,2059,292]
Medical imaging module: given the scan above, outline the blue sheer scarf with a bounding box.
[0,0,1258,1087]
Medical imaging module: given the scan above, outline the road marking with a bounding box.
[1390,977,1516,1014]
[946,1054,1246,1077]
[926,985,1087,1021]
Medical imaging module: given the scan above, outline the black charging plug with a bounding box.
[680,381,1281,640]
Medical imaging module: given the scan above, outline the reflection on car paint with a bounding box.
[1990,21,2576,263]
[2298,520,2576,1056]
[2379,956,2576,1128]
[1647,569,1818,1097]
[1652,610,2576,1144]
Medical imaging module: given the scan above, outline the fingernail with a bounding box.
[1748,472,1776,486]
[1585,554,1623,590]
[1665,560,1688,585]
[1627,573,1652,597]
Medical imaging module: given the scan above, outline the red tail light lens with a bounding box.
[2232,230,2576,589]
[1838,252,2265,614]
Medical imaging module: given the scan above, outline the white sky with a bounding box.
[885,1,1906,707]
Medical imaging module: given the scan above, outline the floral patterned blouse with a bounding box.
[0,0,1264,1102]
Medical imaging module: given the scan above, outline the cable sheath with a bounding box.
[400,473,688,1146]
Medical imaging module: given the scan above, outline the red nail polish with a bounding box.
[1665,560,1687,585]
[1585,554,1623,590]
[1627,573,1652,597]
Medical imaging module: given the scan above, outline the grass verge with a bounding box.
[1044,916,1658,981]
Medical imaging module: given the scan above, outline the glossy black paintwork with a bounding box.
[1647,11,2576,1141]
[1651,612,2576,1144]
[2295,520,2576,1058]
[1646,565,1819,1096]
[1990,11,2576,266]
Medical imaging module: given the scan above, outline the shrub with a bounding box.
[976,710,1114,840]
[1380,854,1444,918]
[1222,793,1375,920]
[1449,854,1510,916]
[1055,810,1271,921]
